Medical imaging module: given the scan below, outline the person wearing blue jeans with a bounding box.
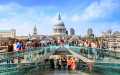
[62,58,67,70]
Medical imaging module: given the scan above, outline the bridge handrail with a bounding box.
[0,45,57,55]
[76,63,120,69]
[69,43,120,53]
[0,62,50,73]
[77,61,120,65]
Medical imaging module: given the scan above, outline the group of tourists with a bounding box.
[7,38,69,52]
[7,37,107,53]
[70,39,107,49]
[70,39,106,60]
[7,38,106,68]
[6,39,54,64]
[67,57,76,72]
[50,57,76,72]
[7,39,54,52]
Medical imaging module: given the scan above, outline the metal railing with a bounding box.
[0,45,58,64]
[76,62,120,75]
[0,62,51,74]
[68,44,120,63]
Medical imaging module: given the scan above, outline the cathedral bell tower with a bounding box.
[33,25,37,35]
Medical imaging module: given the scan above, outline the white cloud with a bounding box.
[0,1,119,36]
[0,3,68,36]
[72,0,119,22]
[0,3,22,12]
[72,14,79,22]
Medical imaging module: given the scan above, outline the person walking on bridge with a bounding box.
[60,39,64,49]
[58,58,61,70]
[62,58,67,70]
[16,41,23,50]
[13,40,19,51]
[7,40,14,64]
[71,57,76,71]
[26,39,32,49]
[67,57,72,72]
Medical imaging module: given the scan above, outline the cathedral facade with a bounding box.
[53,13,66,35]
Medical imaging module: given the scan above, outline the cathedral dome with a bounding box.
[53,13,66,35]
[54,13,64,26]
[55,20,64,26]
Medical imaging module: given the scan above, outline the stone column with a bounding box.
[57,29,58,33]
[62,29,64,33]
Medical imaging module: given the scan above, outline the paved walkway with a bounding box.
[46,69,81,75]
[46,69,106,75]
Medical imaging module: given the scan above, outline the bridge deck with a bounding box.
[46,69,81,75]
[46,69,107,75]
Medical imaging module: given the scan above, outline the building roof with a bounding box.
[54,13,64,26]
[0,30,11,33]
[55,20,64,26]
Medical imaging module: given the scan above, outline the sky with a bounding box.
[0,0,120,36]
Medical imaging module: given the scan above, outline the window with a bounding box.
[58,29,62,33]
[54,29,57,33]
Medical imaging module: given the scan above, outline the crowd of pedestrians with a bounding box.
[7,39,53,52]
[70,39,107,50]
[6,38,107,72]
[7,38,107,53]
[49,57,76,72]
[70,39,107,60]
[7,38,69,53]
[6,38,69,64]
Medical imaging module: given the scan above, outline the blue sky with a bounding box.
[0,0,120,36]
